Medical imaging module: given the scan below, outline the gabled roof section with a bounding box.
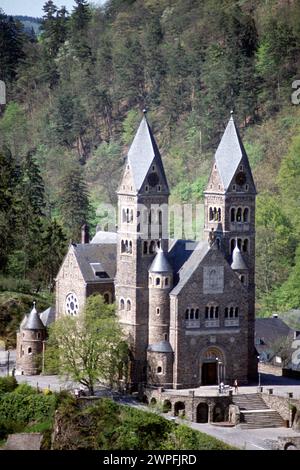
[170,241,210,296]
[72,243,116,282]
[214,114,256,192]
[127,115,169,193]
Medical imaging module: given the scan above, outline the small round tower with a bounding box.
[147,248,173,386]
[16,302,46,375]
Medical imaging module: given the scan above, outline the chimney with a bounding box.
[81,224,89,244]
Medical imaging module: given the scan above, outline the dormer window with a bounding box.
[90,263,109,279]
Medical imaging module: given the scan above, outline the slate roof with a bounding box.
[148,340,173,353]
[255,317,294,356]
[40,306,56,327]
[170,240,210,296]
[127,116,169,192]
[167,239,195,275]
[231,245,248,270]
[72,243,116,282]
[24,305,45,330]
[215,115,256,192]
[91,231,117,244]
[149,248,172,273]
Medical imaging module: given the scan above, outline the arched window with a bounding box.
[229,307,234,318]
[121,240,126,253]
[120,298,125,310]
[122,209,126,223]
[236,207,242,222]
[125,240,129,253]
[126,208,130,223]
[28,347,32,354]
[149,240,155,254]
[185,309,189,320]
[225,307,229,318]
[213,207,218,221]
[195,308,199,319]
[218,208,221,222]
[143,241,148,255]
[126,299,131,311]
[235,307,239,318]
[205,306,209,319]
[231,208,235,222]
[240,275,245,284]
[237,238,242,250]
[165,277,169,287]
[209,269,217,288]
[156,307,160,315]
[230,239,236,253]
[158,210,163,238]
[209,208,214,221]
[243,239,249,252]
[148,209,154,238]
[129,241,133,254]
[210,306,214,319]
[164,333,168,341]
[190,308,194,320]
[243,208,249,222]
[215,306,219,318]
[130,209,134,223]
[156,277,160,286]
[37,332,41,339]
[157,366,162,374]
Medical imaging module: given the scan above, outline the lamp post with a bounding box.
[216,357,219,386]
[7,350,10,377]
[257,355,262,391]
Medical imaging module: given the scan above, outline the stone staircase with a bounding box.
[232,394,286,429]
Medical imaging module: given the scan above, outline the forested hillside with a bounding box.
[0,0,300,316]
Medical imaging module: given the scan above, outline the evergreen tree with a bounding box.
[0,11,25,84]
[58,166,90,242]
[0,148,21,270]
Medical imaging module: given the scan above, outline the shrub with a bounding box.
[0,376,18,393]
[13,383,37,396]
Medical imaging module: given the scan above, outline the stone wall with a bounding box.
[262,393,300,423]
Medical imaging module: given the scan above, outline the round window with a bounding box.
[65,293,79,316]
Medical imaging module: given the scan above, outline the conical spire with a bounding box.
[149,247,172,273]
[214,112,256,192]
[231,245,248,271]
[24,302,45,330]
[127,114,169,193]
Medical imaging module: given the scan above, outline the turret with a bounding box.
[231,244,248,287]
[147,248,173,386]
[16,302,46,375]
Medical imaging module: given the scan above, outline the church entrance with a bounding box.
[202,362,217,385]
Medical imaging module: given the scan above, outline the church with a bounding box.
[17,112,257,389]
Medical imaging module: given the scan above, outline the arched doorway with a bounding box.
[174,401,185,417]
[150,398,157,406]
[163,400,172,413]
[196,403,208,423]
[200,347,225,385]
[213,403,224,422]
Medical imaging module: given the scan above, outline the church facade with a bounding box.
[19,112,257,388]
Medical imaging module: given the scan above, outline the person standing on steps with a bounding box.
[234,379,238,394]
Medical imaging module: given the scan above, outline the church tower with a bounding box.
[115,112,169,389]
[204,112,257,380]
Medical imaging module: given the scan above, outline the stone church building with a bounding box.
[17,112,257,388]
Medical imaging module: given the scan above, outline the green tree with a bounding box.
[47,294,126,395]
[255,193,296,300]
[58,166,90,242]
